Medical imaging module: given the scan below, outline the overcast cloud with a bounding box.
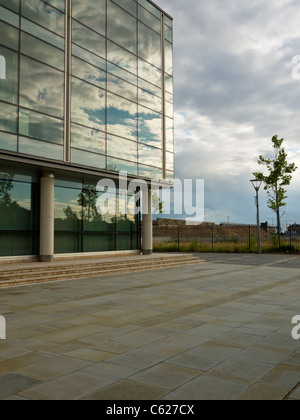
[159,0,300,226]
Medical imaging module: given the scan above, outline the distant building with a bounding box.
[286,224,300,235]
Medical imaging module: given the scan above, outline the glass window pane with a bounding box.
[21,0,64,36]
[138,87,162,113]
[117,233,136,251]
[0,5,19,27]
[166,152,174,172]
[108,1,137,54]
[0,0,19,13]
[72,56,106,89]
[71,148,106,169]
[107,134,137,162]
[165,117,174,152]
[138,164,162,180]
[138,59,161,87]
[165,91,173,103]
[0,230,38,256]
[0,131,18,152]
[107,73,137,103]
[84,185,116,229]
[83,233,116,252]
[138,22,161,68]
[71,123,106,154]
[72,20,106,58]
[138,78,161,97]
[113,0,136,16]
[107,92,137,141]
[19,108,64,144]
[166,170,174,182]
[72,0,106,36]
[71,77,106,131]
[54,185,82,254]
[165,74,173,94]
[72,44,105,70]
[0,46,18,104]
[19,136,64,160]
[138,5,161,34]
[107,62,137,85]
[164,15,173,29]
[21,17,64,49]
[0,20,19,50]
[0,180,33,232]
[0,132,17,152]
[164,24,172,42]
[138,144,162,168]
[139,144,162,168]
[107,157,138,176]
[44,0,65,13]
[138,105,162,147]
[0,102,17,133]
[107,41,137,75]
[79,185,102,227]
[165,100,173,118]
[165,40,173,76]
[117,191,137,226]
[20,56,64,118]
[138,0,161,20]
[21,32,64,71]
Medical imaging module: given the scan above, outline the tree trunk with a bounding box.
[276,208,281,248]
[275,186,281,248]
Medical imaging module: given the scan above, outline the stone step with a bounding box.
[0,256,200,279]
[0,255,197,278]
[0,256,203,288]
[0,259,201,281]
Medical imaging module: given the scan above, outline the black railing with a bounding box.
[153,225,300,254]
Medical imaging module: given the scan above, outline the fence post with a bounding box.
[212,225,214,253]
[249,225,251,253]
[178,225,180,253]
[290,229,292,254]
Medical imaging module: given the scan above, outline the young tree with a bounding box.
[253,135,297,245]
[0,174,15,207]
[78,186,101,222]
[152,190,165,215]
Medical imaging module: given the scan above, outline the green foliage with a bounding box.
[0,174,16,207]
[152,191,165,214]
[153,238,300,254]
[253,135,297,236]
[253,135,297,207]
[78,186,102,222]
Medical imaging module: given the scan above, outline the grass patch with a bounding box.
[153,239,300,254]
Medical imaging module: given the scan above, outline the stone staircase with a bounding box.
[0,254,203,288]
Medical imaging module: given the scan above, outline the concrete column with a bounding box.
[142,187,153,255]
[40,172,55,262]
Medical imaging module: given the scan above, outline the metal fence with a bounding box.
[153,224,300,254]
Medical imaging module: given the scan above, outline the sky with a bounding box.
[158,0,300,228]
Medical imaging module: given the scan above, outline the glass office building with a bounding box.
[0,0,174,260]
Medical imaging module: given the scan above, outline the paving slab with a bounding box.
[88,380,168,400]
[163,374,248,400]
[0,254,300,400]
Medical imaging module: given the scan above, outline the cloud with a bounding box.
[159,0,300,224]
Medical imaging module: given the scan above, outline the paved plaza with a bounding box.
[0,253,300,400]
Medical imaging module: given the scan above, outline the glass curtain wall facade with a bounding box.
[54,178,140,255]
[0,169,40,256]
[0,0,174,257]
